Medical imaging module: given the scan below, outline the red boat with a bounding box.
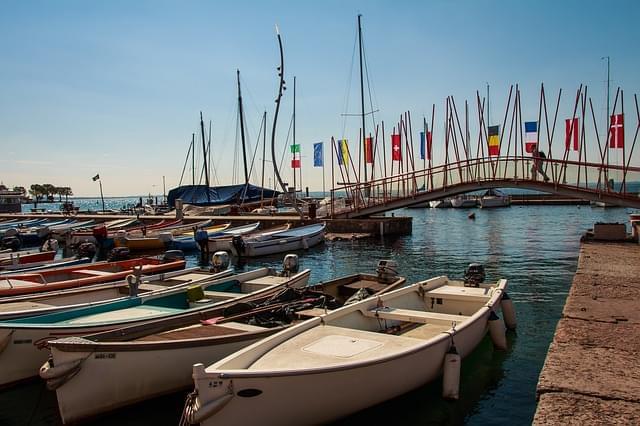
[0,257,186,297]
[0,251,56,268]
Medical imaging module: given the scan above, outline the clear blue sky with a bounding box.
[1,0,638,196]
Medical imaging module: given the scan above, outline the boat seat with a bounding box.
[425,285,492,303]
[202,290,240,300]
[360,307,469,324]
[71,269,114,277]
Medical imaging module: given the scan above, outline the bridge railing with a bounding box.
[330,156,640,216]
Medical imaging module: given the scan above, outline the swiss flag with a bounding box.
[391,134,402,161]
[609,114,624,149]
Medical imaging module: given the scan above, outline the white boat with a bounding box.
[479,189,511,208]
[450,195,478,208]
[429,199,452,208]
[0,264,309,387]
[231,223,325,257]
[206,224,290,253]
[0,266,231,320]
[186,275,508,425]
[41,260,403,424]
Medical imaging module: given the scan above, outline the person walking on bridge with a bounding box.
[531,146,550,182]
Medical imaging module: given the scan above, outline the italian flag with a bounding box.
[291,144,301,168]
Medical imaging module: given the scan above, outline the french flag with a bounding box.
[525,121,537,154]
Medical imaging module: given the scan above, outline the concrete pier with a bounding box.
[534,241,640,424]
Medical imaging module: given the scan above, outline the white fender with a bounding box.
[442,345,461,400]
[188,393,234,424]
[39,358,83,390]
[488,311,507,350]
[501,293,517,330]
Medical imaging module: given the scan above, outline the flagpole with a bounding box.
[98,179,105,212]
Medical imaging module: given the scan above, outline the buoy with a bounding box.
[501,293,517,330]
[488,311,507,350]
[442,344,461,400]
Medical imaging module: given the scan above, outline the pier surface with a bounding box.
[534,240,640,424]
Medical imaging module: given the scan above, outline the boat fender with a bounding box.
[442,344,461,400]
[187,391,234,424]
[39,357,83,390]
[488,311,507,350]
[501,293,517,330]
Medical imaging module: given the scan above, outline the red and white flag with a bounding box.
[609,113,624,149]
[391,134,402,161]
[565,118,579,151]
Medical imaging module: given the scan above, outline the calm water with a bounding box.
[2,202,635,425]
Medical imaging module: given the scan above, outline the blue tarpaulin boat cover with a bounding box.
[167,184,279,207]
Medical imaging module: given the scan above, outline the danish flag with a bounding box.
[609,114,624,149]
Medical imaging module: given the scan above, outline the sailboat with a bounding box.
[167,71,278,208]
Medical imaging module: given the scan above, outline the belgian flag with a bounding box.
[488,125,500,156]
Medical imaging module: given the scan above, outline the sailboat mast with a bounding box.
[261,110,267,201]
[191,133,195,186]
[358,14,367,182]
[200,112,211,203]
[237,69,250,185]
[293,76,297,195]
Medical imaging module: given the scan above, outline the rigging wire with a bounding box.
[339,28,359,139]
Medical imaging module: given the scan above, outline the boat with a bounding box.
[479,189,511,208]
[230,223,325,257]
[0,261,310,386]
[170,222,237,252]
[429,199,452,208]
[451,195,478,208]
[40,259,404,423]
[0,256,90,274]
[113,220,219,252]
[186,274,508,425]
[206,223,287,253]
[0,257,187,297]
[0,266,233,320]
[0,250,56,268]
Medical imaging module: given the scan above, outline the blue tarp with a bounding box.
[167,184,279,207]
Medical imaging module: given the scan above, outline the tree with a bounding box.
[59,187,73,201]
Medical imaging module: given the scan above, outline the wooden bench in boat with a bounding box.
[202,290,241,300]
[138,283,172,292]
[360,307,470,324]
[425,285,492,303]
[71,269,115,277]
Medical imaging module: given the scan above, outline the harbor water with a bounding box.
[1,201,635,425]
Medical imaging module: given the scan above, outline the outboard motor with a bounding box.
[162,249,185,262]
[107,247,131,262]
[463,263,485,287]
[210,251,230,273]
[36,226,51,239]
[41,238,59,253]
[76,242,97,260]
[376,260,399,283]
[282,254,299,277]
[1,236,21,252]
[231,235,245,256]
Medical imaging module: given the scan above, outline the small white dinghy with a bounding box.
[186,275,508,425]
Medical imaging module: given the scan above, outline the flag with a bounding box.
[313,142,323,167]
[391,134,401,161]
[290,144,301,168]
[364,137,373,164]
[565,118,579,151]
[337,139,350,166]
[420,131,433,160]
[525,121,538,154]
[609,113,624,149]
[92,174,100,181]
[488,125,500,156]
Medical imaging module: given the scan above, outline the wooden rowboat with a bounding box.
[187,276,508,425]
[0,266,310,387]
[0,257,187,297]
[231,223,325,257]
[41,261,404,423]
